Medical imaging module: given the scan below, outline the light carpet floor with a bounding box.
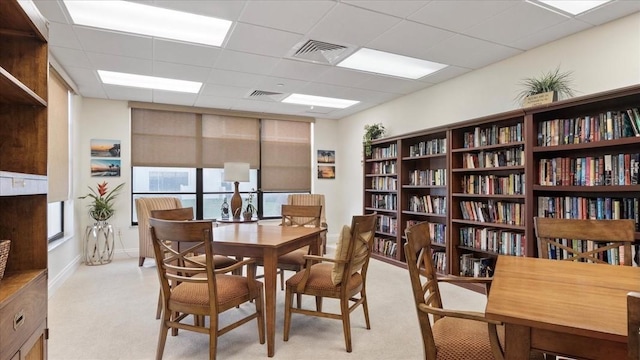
[48,253,487,360]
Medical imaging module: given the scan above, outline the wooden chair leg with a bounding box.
[156,316,169,360]
[361,290,371,329]
[255,286,266,344]
[280,269,285,291]
[340,297,352,353]
[283,287,294,341]
[315,296,323,312]
[156,290,162,319]
[139,256,145,266]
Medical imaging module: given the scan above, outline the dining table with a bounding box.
[485,255,640,360]
[212,223,323,357]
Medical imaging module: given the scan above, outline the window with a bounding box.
[48,201,64,242]
[130,106,313,223]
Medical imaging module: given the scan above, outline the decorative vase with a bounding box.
[83,220,115,265]
[243,211,253,221]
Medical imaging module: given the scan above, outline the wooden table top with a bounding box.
[485,256,640,342]
[212,223,322,248]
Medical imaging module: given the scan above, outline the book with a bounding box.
[604,154,612,185]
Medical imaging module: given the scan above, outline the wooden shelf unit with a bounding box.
[364,84,640,277]
[0,1,49,359]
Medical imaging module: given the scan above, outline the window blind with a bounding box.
[47,69,70,203]
[261,119,311,191]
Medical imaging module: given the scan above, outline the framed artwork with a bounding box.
[317,165,335,179]
[91,158,121,177]
[317,150,335,164]
[91,139,121,158]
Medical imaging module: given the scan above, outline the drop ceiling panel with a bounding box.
[137,0,247,22]
[254,76,309,94]
[214,50,280,76]
[239,1,335,34]
[50,46,92,69]
[308,3,402,45]
[408,1,517,33]
[200,83,250,98]
[63,66,106,98]
[207,69,265,88]
[268,59,332,82]
[577,2,640,25]
[225,22,304,58]
[464,2,568,45]
[74,27,153,59]
[152,61,212,82]
[32,0,69,23]
[367,20,455,60]
[419,66,472,84]
[153,39,221,68]
[357,76,429,95]
[343,1,429,18]
[103,84,152,102]
[194,95,237,109]
[425,35,522,69]
[152,90,198,106]
[86,52,153,75]
[48,23,82,49]
[314,67,384,88]
[509,18,591,50]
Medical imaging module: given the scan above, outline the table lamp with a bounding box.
[223,162,249,219]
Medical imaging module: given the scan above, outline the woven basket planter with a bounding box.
[0,240,9,281]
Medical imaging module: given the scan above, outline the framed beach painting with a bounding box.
[91,139,121,158]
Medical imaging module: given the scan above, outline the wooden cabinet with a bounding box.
[449,111,528,277]
[0,1,49,359]
[525,85,640,264]
[363,138,401,265]
[363,85,640,277]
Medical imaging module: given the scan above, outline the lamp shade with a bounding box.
[223,162,249,182]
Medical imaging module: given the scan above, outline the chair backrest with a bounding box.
[629,292,640,360]
[150,207,194,221]
[287,194,327,228]
[534,217,635,265]
[148,218,218,307]
[332,213,377,287]
[404,221,441,359]
[281,204,322,227]
[135,197,183,260]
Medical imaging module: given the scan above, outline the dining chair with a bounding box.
[629,292,640,360]
[149,218,265,360]
[283,213,377,353]
[287,194,328,254]
[149,207,238,320]
[404,221,504,360]
[534,217,635,265]
[135,197,183,266]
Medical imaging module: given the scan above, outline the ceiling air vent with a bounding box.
[290,39,351,65]
[247,90,284,102]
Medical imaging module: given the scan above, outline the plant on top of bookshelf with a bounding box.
[515,66,575,106]
[363,123,386,157]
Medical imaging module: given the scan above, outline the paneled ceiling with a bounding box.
[33,0,640,119]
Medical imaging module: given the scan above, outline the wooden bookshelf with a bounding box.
[364,84,640,279]
[0,1,49,359]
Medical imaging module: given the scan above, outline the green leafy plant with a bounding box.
[515,66,575,105]
[79,181,125,221]
[363,123,386,157]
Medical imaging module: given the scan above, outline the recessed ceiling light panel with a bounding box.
[64,0,232,47]
[282,94,359,109]
[529,0,611,15]
[337,48,447,79]
[98,70,202,93]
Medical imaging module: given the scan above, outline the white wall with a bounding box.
[311,119,340,245]
[335,12,640,227]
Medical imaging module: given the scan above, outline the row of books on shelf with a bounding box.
[462,147,524,168]
[407,138,447,157]
[459,200,524,226]
[432,250,446,273]
[406,220,446,245]
[537,196,640,230]
[369,160,397,175]
[543,241,634,266]
[374,237,397,258]
[371,194,397,210]
[462,123,523,148]
[407,195,447,215]
[370,176,397,191]
[407,168,446,186]
[538,153,640,186]
[460,253,493,277]
[461,173,525,195]
[377,214,398,235]
[370,143,397,159]
[537,108,640,147]
[459,227,526,256]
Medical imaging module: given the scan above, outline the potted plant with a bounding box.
[363,123,386,157]
[515,66,575,106]
[79,181,125,222]
[243,190,256,221]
